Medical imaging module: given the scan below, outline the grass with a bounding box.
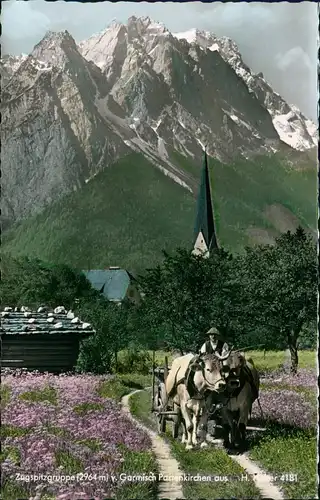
[116,448,158,500]
[43,424,73,439]
[256,379,317,492]
[1,479,29,500]
[151,349,174,367]
[0,423,29,500]
[0,444,21,464]
[2,352,316,499]
[130,389,158,432]
[117,373,152,388]
[247,350,317,498]
[0,424,32,438]
[209,154,316,251]
[54,449,83,474]
[74,438,103,452]
[73,401,105,415]
[249,426,317,499]
[170,439,261,499]
[0,385,11,409]
[19,386,58,405]
[245,349,316,372]
[2,151,316,273]
[148,348,316,372]
[97,374,151,401]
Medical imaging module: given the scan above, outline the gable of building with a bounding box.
[83,268,139,302]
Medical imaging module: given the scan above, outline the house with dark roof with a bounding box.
[0,306,95,373]
[82,267,141,304]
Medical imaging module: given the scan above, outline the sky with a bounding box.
[2,1,318,121]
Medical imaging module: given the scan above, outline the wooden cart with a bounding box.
[151,354,182,438]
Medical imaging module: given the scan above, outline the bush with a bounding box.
[75,298,134,375]
[76,334,114,375]
[115,349,152,375]
[298,323,317,350]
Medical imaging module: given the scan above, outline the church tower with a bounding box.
[192,148,218,257]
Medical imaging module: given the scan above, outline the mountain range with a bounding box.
[1,16,317,272]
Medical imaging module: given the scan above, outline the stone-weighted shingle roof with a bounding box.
[0,306,95,336]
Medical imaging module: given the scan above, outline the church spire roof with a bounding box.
[193,148,218,256]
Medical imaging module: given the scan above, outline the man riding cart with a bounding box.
[199,326,260,449]
[199,326,230,356]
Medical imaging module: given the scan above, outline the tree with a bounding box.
[237,227,317,373]
[75,297,133,374]
[45,262,97,308]
[0,254,97,308]
[138,248,242,352]
[1,254,53,307]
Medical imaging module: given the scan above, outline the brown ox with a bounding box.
[219,351,260,451]
[164,352,227,449]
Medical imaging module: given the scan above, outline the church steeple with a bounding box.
[192,148,218,257]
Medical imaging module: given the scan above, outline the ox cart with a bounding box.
[151,354,226,440]
[150,350,261,451]
[151,355,182,438]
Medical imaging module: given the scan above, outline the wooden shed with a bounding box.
[0,306,95,373]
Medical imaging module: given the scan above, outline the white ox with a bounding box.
[164,352,227,449]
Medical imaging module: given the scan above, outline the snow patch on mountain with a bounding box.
[174,29,198,44]
[196,138,206,151]
[31,59,52,72]
[209,43,219,52]
[9,54,28,72]
[272,110,317,150]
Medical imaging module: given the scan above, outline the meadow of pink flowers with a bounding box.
[1,370,151,500]
[251,368,317,429]
[1,366,317,499]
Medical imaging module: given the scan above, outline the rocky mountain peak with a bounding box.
[173,26,316,151]
[127,15,167,34]
[32,30,75,52]
[1,16,317,229]
[31,30,79,66]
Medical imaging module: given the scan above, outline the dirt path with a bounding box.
[207,435,284,499]
[121,389,185,499]
[122,389,284,500]
[232,452,284,500]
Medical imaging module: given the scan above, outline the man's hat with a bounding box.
[206,327,223,339]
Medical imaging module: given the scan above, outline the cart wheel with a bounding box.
[153,384,160,410]
[171,402,181,438]
[158,414,166,433]
[158,383,167,409]
[153,384,161,411]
